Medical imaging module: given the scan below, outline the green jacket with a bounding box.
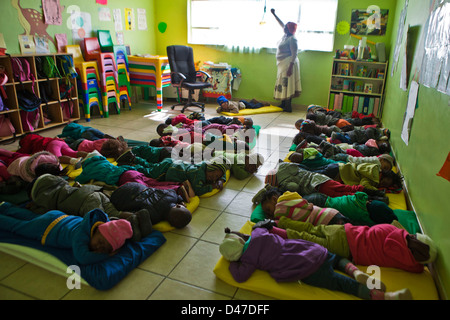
[30,174,120,217]
[276,162,330,195]
[338,162,380,190]
[214,151,249,180]
[325,192,374,226]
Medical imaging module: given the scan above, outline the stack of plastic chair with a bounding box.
[97,30,131,110]
[82,37,120,118]
[65,45,103,121]
[114,45,131,110]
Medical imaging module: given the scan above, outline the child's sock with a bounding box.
[370,288,412,300]
[340,259,386,292]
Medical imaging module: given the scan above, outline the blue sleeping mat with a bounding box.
[0,229,166,290]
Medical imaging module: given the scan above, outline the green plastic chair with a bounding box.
[97,30,114,52]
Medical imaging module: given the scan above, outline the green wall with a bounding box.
[0,0,156,56]
[382,0,450,299]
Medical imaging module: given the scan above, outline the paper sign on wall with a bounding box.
[125,8,134,31]
[55,33,67,53]
[34,35,50,54]
[137,8,147,30]
[70,11,92,41]
[113,9,123,31]
[42,0,62,25]
[18,35,35,54]
[401,80,419,145]
[116,32,124,45]
[99,7,111,21]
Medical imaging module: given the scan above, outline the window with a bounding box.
[187,0,338,52]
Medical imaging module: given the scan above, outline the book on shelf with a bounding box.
[329,94,378,116]
[353,96,359,111]
[329,93,335,109]
[373,97,380,116]
[362,97,370,114]
[358,96,364,113]
[368,97,375,115]
[335,62,354,76]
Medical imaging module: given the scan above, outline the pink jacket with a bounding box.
[7,151,60,182]
[345,224,423,273]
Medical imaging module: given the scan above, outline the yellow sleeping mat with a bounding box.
[221,106,283,116]
[153,195,200,232]
[213,220,439,300]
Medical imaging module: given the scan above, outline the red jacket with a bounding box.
[17,133,54,154]
[345,224,424,273]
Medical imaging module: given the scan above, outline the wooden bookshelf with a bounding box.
[327,59,388,117]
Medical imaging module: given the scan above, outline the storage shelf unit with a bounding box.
[0,53,79,142]
[328,59,388,117]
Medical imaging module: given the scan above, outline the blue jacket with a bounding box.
[0,202,113,265]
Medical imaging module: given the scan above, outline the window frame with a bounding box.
[187,0,339,52]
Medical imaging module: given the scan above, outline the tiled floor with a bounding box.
[0,100,306,300]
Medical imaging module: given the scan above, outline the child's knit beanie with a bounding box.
[98,219,133,252]
[217,95,228,105]
[219,233,245,261]
[415,233,438,264]
[378,154,395,168]
[265,169,278,186]
[206,162,228,175]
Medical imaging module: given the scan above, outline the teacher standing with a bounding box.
[271,8,302,113]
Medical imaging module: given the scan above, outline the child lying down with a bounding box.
[0,202,133,265]
[27,174,153,242]
[219,225,412,300]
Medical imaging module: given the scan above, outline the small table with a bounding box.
[127,55,171,111]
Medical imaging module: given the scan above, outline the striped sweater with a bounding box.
[274,191,338,226]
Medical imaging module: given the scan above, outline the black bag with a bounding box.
[39,82,53,104]
[17,89,41,111]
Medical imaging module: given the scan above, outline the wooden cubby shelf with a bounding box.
[0,53,80,142]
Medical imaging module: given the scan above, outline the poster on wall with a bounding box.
[18,35,35,54]
[401,80,419,145]
[69,11,93,41]
[419,1,450,96]
[391,0,409,76]
[113,9,123,31]
[116,32,124,45]
[42,0,62,25]
[98,7,111,21]
[34,35,50,54]
[55,33,67,53]
[124,8,134,31]
[350,7,388,36]
[137,8,147,30]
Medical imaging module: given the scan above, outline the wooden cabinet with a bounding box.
[328,59,388,117]
[0,53,79,142]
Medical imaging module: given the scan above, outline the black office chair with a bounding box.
[166,45,212,113]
